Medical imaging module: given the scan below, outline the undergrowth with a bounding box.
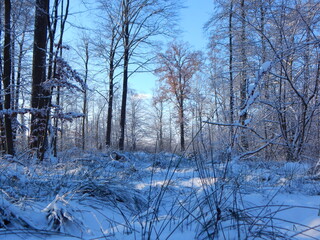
[0,149,319,239]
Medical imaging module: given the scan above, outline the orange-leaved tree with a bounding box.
[155,42,202,152]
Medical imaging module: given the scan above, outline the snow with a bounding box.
[248,83,255,95]
[240,61,273,118]
[0,151,319,239]
[260,61,272,74]
[244,118,252,125]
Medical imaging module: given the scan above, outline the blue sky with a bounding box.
[66,0,213,96]
[132,0,213,95]
[180,0,212,50]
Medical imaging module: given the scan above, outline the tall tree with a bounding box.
[52,0,70,157]
[30,0,49,157]
[206,0,320,161]
[155,42,202,152]
[127,91,144,150]
[3,0,14,155]
[8,1,35,149]
[152,89,166,151]
[105,25,121,148]
[78,37,90,151]
[238,0,249,151]
[118,0,128,150]
[228,0,234,147]
[0,3,5,152]
[116,0,180,150]
[96,0,123,148]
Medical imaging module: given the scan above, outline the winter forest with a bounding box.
[0,0,320,239]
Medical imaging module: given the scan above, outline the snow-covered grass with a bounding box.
[0,150,319,239]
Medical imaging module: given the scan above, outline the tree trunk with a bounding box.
[106,34,116,147]
[0,4,5,152]
[229,0,234,147]
[15,35,24,111]
[106,68,114,147]
[119,48,128,150]
[30,0,49,157]
[82,41,89,150]
[3,0,14,155]
[119,1,129,151]
[10,9,15,115]
[52,0,69,156]
[159,100,164,151]
[239,0,249,151]
[131,103,136,151]
[169,111,173,152]
[179,99,185,152]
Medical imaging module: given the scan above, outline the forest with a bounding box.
[0,0,320,239]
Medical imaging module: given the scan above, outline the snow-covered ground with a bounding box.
[0,150,319,239]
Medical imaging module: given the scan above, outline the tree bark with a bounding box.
[106,67,114,147]
[119,47,128,150]
[229,0,234,147]
[106,28,117,147]
[82,41,89,150]
[52,0,69,156]
[179,99,185,152]
[0,3,5,152]
[118,0,129,150]
[239,0,249,151]
[3,0,14,155]
[30,0,49,157]
[159,100,164,151]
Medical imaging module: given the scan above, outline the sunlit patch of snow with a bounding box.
[66,167,83,175]
[278,177,289,186]
[301,218,320,238]
[175,168,195,173]
[135,180,173,190]
[145,166,164,172]
[245,175,254,181]
[179,177,217,187]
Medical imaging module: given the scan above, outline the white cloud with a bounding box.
[133,93,152,100]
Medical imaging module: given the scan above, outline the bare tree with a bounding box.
[3,0,14,155]
[52,0,70,157]
[0,2,5,152]
[116,0,180,150]
[228,0,235,147]
[205,0,320,161]
[238,0,249,151]
[155,42,202,152]
[30,0,49,158]
[152,89,165,151]
[126,91,145,150]
[96,0,123,148]
[82,39,89,151]
[29,0,70,159]
[75,35,90,151]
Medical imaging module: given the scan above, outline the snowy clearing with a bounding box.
[0,151,319,240]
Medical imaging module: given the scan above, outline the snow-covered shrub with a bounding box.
[0,197,15,228]
[187,153,319,240]
[43,194,85,235]
[0,194,32,229]
[78,180,147,214]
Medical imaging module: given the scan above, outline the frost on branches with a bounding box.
[44,57,87,93]
[239,61,273,119]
